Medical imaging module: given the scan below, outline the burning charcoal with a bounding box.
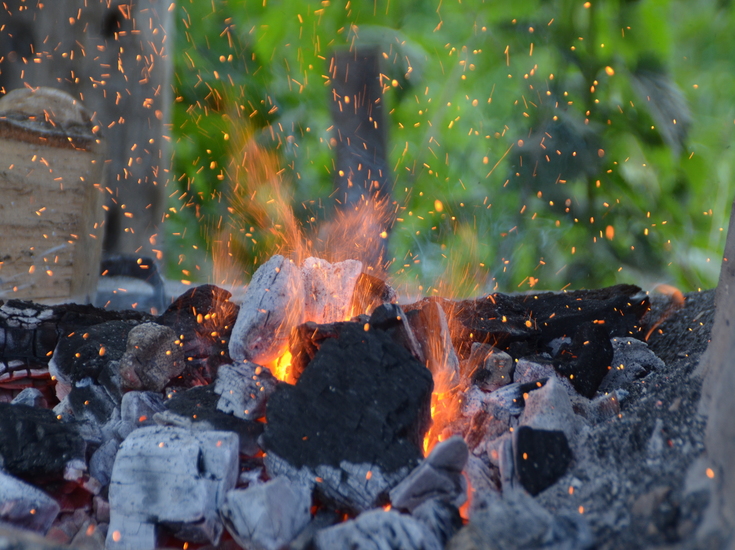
[118,322,185,392]
[213,361,277,421]
[514,359,559,386]
[49,320,137,391]
[599,337,665,392]
[11,387,47,408]
[582,389,625,423]
[285,508,341,550]
[68,379,119,428]
[553,323,613,398]
[369,303,424,362]
[89,438,120,488]
[468,343,513,390]
[0,403,86,481]
[315,509,443,550]
[514,426,572,496]
[412,498,464,547]
[157,284,238,381]
[289,319,354,379]
[405,298,461,391]
[519,376,581,444]
[106,426,239,550]
[350,271,398,315]
[466,488,593,550]
[390,435,468,512]
[229,255,304,365]
[159,385,263,456]
[221,477,312,550]
[0,470,60,533]
[263,322,433,512]
[302,257,362,324]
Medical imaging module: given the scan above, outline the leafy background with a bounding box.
[166,0,735,297]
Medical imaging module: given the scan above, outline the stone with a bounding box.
[514,426,572,496]
[314,509,443,550]
[301,257,362,324]
[0,470,60,533]
[468,343,513,390]
[0,402,86,480]
[106,426,239,550]
[214,361,277,421]
[599,337,665,392]
[390,436,468,512]
[229,255,304,365]
[118,322,185,392]
[262,321,433,511]
[221,477,312,550]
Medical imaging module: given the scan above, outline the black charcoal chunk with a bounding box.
[514,426,572,496]
[0,470,60,534]
[314,509,442,550]
[68,379,119,427]
[221,477,312,550]
[552,323,613,398]
[49,320,136,385]
[263,322,432,474]
[0,403,86,480]
[369,303,424,362]
[158,284,238,382]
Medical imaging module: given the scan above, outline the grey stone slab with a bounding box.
[0,471,59,534]
[229,255,305,365]
[106,426,239,550]
[221,477,312,550]
[314,509,443,550]
[214,361,277,421]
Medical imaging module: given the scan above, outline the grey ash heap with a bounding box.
[0,254,718,550]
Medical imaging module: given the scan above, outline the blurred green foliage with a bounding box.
[168,0,735,295]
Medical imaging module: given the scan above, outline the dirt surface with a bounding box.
[534,289,719,549]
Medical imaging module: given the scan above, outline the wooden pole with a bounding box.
[0,0,174,261]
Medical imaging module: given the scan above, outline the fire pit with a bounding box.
[0,251,721,550]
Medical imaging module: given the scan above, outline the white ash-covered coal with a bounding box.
[0,256,717,550]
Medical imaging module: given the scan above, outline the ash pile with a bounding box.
[0,254,716,550]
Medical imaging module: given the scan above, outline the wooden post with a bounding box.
[0,0,174,261]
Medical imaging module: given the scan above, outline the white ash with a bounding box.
[106,426,239,550]
[229,255,304,365]
[519,376,584,446]
[0,470,60,534]
[599,337,665,393]
[302,257,362,324]
[315,509,443,550]
[214,361,277,421]
[221,476,312,550]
